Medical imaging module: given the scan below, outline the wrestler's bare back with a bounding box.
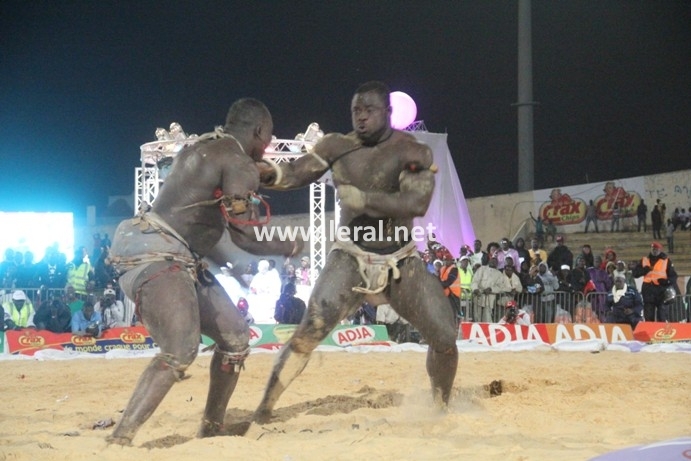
[151,138,260,256]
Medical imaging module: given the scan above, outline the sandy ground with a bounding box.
[0,349,689,461]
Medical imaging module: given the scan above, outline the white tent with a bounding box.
[412,132,475,256]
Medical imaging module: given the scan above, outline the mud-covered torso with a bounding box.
[325,132,425,251]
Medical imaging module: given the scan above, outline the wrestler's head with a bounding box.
[225,98,274,161]
[351,81,392,146]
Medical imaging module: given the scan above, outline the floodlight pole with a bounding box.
[516,0,536,192]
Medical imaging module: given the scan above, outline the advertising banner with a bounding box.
[533,178,645,231]
[5,324,391,356]
[460,322,634,346]
[5,327,155,356]
[632,322,691,343]
[202,323,391,351]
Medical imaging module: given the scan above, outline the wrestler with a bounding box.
[254,81,459,423]
[106,98,300,444]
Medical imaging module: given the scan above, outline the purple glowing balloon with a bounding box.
[389,91,417,129]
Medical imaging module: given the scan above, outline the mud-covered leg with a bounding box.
[196,281,250,437]
[254,250,364,423]
[390,257,459,406]
[108,264,200,445]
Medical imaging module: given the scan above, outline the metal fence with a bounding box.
[4,286,689,326]
[460,291,690,324]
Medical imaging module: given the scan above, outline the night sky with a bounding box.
[1,0,690,217]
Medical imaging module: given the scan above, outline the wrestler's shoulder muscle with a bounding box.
[390,131,434,168]
[313,132,359,164]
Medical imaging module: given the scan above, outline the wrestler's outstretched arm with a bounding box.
[257,134,352,190]
[338,145,435,219]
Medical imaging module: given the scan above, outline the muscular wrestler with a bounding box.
[254,81,459,423]
[107,98,300,444]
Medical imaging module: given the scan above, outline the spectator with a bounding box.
[513,238,530,267]
[241,262,255,287]
[64,284,84,315]
[295,256,311,286]
[236,297,254,324]
[66,247,91,298]
[547,235,573,273]
[0,248,17,289]
[439,250,461,319]
[600,248,617,270]
[495,238,519,272]
[457,255,473,320]
[651,205,663,239]
[432,259,443,277]
[33,298,71,333]
[544,218,557,243]
[528,238,547,267]
[375,303,411,343]
[471,256,511,322]
[605,274,643,329]
[249,259,283,324]
[2,290,35,330]
[96,288,127,329]
[498,300,531,326]
[281,263,297,289]
[93,246,118,289]
[350,302,377,325]
[612,260,627,281]
[580,244,595,269]
[217,265,246,305]
[274,283,306,324]
[584,200,599,233]
[632,241,678,322]
[610,204,621,232]
[15,251,38,289]
[537,262,559,323]
[71,301,102,337]
[501,264,523,304]
[469,239,488,267]
[588,256,614,321]
[528,212,545,247]
[557,265,577,315]
[35,247,67,289]
[457,244,473,262]
[521,265,544,319]
[666,219,675,253]
[636,199,648,232]
[569,256,591,294]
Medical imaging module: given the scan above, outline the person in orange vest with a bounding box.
[438,250,461,319]
[632,241,678,321]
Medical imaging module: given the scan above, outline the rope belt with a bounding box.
[331,239,420,295]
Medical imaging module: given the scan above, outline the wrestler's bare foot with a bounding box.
[105,434,132,446]
[198,419,252,438]
[253,408,273,425]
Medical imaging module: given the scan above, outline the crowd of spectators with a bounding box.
[2,214,688,342]
[420,226,687,329]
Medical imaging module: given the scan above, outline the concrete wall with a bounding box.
[465,169,691,245]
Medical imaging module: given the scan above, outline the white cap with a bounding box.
[104,288,116,296]
[560,264,570,270]
[12,290,27,301]
[459,255,470,262]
